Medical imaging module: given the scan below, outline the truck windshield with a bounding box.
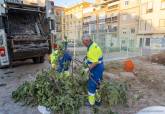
[8,10,41,36]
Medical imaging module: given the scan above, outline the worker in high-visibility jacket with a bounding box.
[50,49,59,69]
[82,34,104,107]
[50,41,72,75]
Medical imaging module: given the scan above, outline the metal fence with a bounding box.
[57,31,164,61]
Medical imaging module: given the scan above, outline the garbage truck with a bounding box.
[0,0,55,68]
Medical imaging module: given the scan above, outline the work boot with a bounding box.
[86,95,95,107]
[95,101,102,107]
[95,90,101,106]
[85,101,94,108]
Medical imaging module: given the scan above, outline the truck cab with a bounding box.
[0,0,55,68]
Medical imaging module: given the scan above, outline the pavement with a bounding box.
[0,60,50,114]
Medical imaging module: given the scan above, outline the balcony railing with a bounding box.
[91,30,97,33]
[108,28,118,32]
[106,17,118,23]
[83,31,89,34]
[101,0,120,5]
[99,29,106,32]
[83,22,89,25]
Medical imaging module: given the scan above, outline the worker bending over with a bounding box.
[50,41,72,75]
[82,34,104,107]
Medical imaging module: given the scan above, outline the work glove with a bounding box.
[83,56,87,61]
[81,68,89,76]
[48,55,50,62]
[83,56,88,68]
[80,68,89,80]
[51,64,56,69]
[64,71,70,78]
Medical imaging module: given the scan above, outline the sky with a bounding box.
[54,0,94,7]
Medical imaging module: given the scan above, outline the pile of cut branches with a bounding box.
[12,69,128,114]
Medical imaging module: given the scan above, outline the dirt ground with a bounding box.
[0,56,165,114]
[106,57,165,114]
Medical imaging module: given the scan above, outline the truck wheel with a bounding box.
[40,56,45,63]
[32,57,40,64]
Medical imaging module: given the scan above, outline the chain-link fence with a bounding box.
[58,31,165,61]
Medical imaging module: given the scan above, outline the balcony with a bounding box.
[99,19,106,23]
[88,20,97,24]
[106,16,118,23]
[107,4,119,11]
[91,30,97,33]
[99,29,106,32]
[107,27,118,33]
[101,0,120,5]
[146,8,153,13]
[83,31,89,34]
[83,22,89,26]
[108,29,117,33]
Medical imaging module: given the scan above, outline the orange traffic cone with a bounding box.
[124,59,134,72]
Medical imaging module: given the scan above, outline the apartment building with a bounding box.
[138,0,165,49]
[119,0,140,49]
[83,6,95,35]
[92,0,121,49]
[94,0,165,49]
[105,0,120,48]
[62,2,91,41]
[60,0,165,49]
[54,6,64,39]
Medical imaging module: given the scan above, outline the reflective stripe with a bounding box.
[87,60,92,64]
[88,91,95,96]
[98,56,103,64]
[87,56,103,64]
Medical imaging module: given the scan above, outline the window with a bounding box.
[146,2,153,13]
[139,38,143,47]
[159,19,165,27]
[140,20,152,31]
[107,25,110,29]
[145,38,150,46]
[131,28,135,34]
[106,17,111,22]
[161,0,165,9]
[90,24,96,33]
[124,0,129,6]
[99,24,105,32]
[108,25,117,32]
[113,26,117,31]
[112,16,118,22]
[123,32,126,34]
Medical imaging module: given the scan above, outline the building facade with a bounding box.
[62,2,91,41]
[119,0,140,49]
[138,0,165,49]
[60,0,165,49]
[54,6,64,39]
